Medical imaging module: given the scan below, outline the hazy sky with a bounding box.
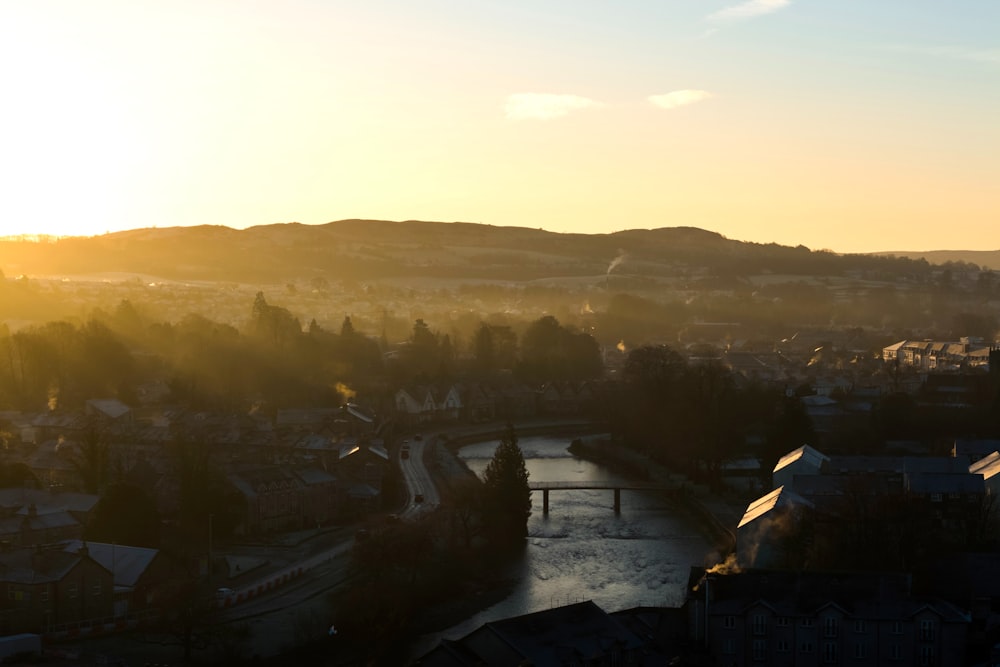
[1,1,997,253]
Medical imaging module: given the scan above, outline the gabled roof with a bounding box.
[293,467,337,486]
[773,445,829,476]
[0,489,99,515]
[469,601,644,665]
[61,540,158,588]
[970,451,1000,480]
[86,398,131,420]
[0,548,97,584]
[738,486,813,529]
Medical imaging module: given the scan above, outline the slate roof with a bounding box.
[61,540,158,588]
[692,568,970,622]
[0,548,93,584]
[969,451,1000,480]
[456,601,645,667]
[738,486,813,529]
[773,445,829,476]
[0,489,99,516]
[905,472,984,496]
[86,398,131,420]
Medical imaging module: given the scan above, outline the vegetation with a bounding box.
[481,424,532,545]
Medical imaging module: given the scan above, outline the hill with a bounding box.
[0,220,950,285]
[873,250,1000,271]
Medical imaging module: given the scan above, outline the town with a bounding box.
[2,227,1000,664]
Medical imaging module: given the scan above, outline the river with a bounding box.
[439,433,720,639]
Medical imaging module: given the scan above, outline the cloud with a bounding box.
[648,90,713,110]
[504,93,601,121]
[708,0,791,22]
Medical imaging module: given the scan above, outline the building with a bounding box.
[418,600,659,666]
[736,486,814,569]
[687,568,970,667]
[0,544,113,635]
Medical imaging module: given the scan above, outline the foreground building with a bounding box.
[687,568,970,667]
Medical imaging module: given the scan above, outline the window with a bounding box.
[919,619,936,641]
[68,584,78,599]
[854,642,867,659]
[890,644,902,661]
[823,642,838,663]
[752,614,767,636]
[5,585,13,600]
[800,642,814,654]
[776,616,791,627]
[752,639,767,662]
[891,621,903,635]
[801,618,815,628]
[824,617,839,638]
[92,582,101,597]
[854,619,866,633]
[919,646,934,666]
[723,615,736,629]
[722,639,735,655]
[40,588,49,603]
[930,493,943,502]
[777,640,790,653]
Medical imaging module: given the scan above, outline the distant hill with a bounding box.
[871,250,1000,271]
[0,220,978,284]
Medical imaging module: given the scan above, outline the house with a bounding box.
[84,399,132,426]
[60,540,177,618]
[0,544,114,635]
[736,486,814,569]
[394,385,463,424]
[970,451,1000,497]
[226,466,303,534]
[292,467,339,527]
[882,338,993,371]
[418,600,657,666]
[687,567,971,667]
[772,445,829,490]
[458,383,496,423]
[333,441,388,515]
[0,507,82,547]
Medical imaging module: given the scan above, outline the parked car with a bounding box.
[414,493,424,503]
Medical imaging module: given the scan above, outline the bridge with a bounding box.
[528,481,681,515]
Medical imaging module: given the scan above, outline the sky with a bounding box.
[0,0,997,253]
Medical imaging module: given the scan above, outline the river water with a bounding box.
[439,434,720,639]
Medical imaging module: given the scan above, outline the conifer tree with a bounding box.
[482,424,531,544]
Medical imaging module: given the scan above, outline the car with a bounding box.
[401,449,409,459]
[216,587,234,600]
[414,493,424,503]
[414,433,423,441]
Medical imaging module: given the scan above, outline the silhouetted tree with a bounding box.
[517,315,601,383]
[482,425,531,545]
[764,396,816,470]
[85,482,161,547]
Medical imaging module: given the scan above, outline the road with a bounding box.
[399,435,441,517]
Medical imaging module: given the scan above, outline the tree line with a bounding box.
[0,294,604,413]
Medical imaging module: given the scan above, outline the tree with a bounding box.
[85,482,161,547]
[481,424,531,545]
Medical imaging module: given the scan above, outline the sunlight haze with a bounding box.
[1,0,997,253]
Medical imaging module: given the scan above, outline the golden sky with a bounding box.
[1,1,997,253]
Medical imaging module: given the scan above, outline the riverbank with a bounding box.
[567,436,742,557]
